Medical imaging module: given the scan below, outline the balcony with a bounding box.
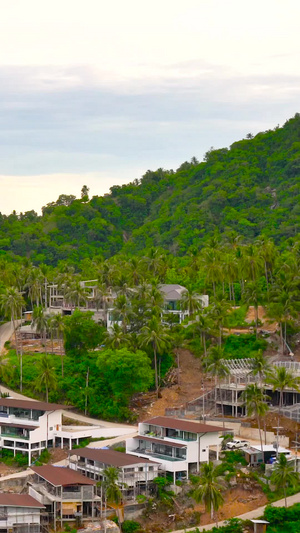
[133,447,186,462]
[2,432,29,440]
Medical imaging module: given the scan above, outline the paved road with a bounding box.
[0,321,15,353]
[0,383,137,431]
[171,491,300,532]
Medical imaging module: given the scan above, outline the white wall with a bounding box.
[0,507,41,528]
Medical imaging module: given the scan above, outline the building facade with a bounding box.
[28,466,100,530]
[0,493,45,533]
[69,448,160,499]
[126,416,225,483]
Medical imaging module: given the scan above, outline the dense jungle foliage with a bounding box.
[0,115,299,421]
[0,114,300,264]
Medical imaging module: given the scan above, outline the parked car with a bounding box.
[226,439,250,450]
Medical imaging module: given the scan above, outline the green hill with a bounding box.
[1,114,300,264]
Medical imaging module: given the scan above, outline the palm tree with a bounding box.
[140,316,171,396]
[98,466,122,527]
[204,345,229,427]
[267,366,300,422]
[209,299,230,345]
[181,288,203,317]
[243,281,264,338]
[194,311,212,357]
[252,350,271,387]
[35,354,57,402]
[271,453,299,507]
[112,295,132,333]
[242,383,269,464]
[51,314,66,376]
[192,462,224,527]
[32,306,48,354]
[0,287,24,356]
[104,323,128,349]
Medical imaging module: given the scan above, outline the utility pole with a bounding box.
[292,433,300,472]
[272,426,284,459]
[85,367,89,416]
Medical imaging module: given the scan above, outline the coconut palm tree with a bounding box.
[267,366,300,422]
[194,311,213,357]
[35,354,57,402]
[271,453,299,507]
[243,281,264,338]
[0,287,24,356]
[140,316,171,396]
[32,306,48,354]
[104,323,128,349]
[51,313,66,376]
[192,461,224,527]
[242,383,269,464]
[98,466,122,528]
[112,294,132,333]
[252,350,271,387]
[204,345,229,427]
[181,288,203,317]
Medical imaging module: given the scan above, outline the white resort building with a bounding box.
[126,416,225,483]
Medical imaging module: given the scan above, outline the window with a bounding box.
[125,468,134,473]
[149,467,154,471]
[138,467,143,472]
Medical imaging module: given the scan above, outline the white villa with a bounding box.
[0,398,71,465]
[126,416,225,483]
[0,398,133,465]
[48,281,208,331]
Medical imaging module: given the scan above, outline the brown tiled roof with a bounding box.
[0,494,45,508]
[133,436,187,448]
[0,399,72,411]
[31,466,95,486]
[143,416,225,434]
[71,448,158,467]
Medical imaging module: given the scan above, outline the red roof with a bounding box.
[0,494,45,508]
[143,416,225,434]
[31,466,95,487]
[71,448,158,467]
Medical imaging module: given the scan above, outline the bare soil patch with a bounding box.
[134,349,213,421]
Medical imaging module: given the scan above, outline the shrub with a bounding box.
[121,520,141,533]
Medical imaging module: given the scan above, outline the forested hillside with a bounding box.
[1,114,300,265]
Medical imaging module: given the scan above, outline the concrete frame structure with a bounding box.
[215,360,300,418]
[0,494,45,533]
[28,466,100,530]
[126,416,225,483]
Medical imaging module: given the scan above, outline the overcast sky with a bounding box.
[0,0,299,214]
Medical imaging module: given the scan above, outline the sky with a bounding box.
[0,0,300,214]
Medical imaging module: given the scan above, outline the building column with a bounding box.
[28,447,31,466]
[216,444,219,461]
[69,438,72,450]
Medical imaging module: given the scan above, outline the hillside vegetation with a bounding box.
[0,114,300,264]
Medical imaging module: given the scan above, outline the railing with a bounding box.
[2,432,29,440]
